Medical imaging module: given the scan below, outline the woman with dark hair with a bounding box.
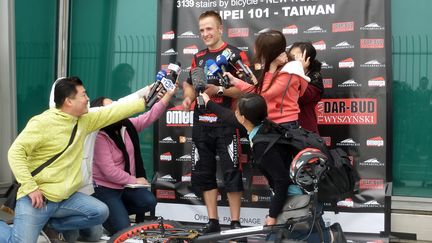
[200,92,347,243]
[90,87,176,235]
[225,30,310,130]
[288,42,324,134]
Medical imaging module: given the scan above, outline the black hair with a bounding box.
[288,42,322,74]
[253,30,287,94]
[90,96,107,108]
[237,93,268,126]
[54,76,83,108]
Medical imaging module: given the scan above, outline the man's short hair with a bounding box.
[199,10,222,26]
[54,76,83,108]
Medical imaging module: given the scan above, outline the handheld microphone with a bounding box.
[146,62,181,108]
[166,62,182,82]
[146,70,166,103]
[190,67,207,108]
[215,55,231,88]
[229,53,258,85]
[206,59,230,88]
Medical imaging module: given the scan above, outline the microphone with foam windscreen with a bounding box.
[206,59,230,88]
[229,53,258,85]
[190,66,207,108]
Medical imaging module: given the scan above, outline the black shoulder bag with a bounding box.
[1,123,78,216]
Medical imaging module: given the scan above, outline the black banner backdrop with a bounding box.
[155,0,390,234]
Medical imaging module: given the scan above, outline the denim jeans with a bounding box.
[93,185,157,235]
[0,191,108,243]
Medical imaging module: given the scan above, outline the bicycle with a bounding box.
[109,148,331,243]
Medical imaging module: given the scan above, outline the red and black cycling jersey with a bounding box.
[187,42,249,127]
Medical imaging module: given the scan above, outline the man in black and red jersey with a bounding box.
[181,10,250,234]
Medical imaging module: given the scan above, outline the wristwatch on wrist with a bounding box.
[217,86,224,96]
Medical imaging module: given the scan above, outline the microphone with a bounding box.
[146,70,166,103]
[229,53,258,85]
[215,55,231,88]
[190,67,207,108]
[206,59,230,88]
[146,62,181,108]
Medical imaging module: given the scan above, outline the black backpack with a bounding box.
[252,125,360,203]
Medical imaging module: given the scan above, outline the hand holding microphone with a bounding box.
[206,59,230,88]
[229,53,258,85]
[146,62,181,108]
[145,69,166,104]
[215,55,231,88]
[190,66,207,108]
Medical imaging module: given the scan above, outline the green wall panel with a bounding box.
[69,0,158,178]
[392,0,432,197]
[15,0,57,132]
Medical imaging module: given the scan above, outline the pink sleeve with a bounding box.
[93,133,136,185]
[130,100,167,132]
[234,80,255,93]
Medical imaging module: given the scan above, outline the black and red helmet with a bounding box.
[290,148,328,192]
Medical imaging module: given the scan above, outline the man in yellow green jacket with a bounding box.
[0,76,147,243]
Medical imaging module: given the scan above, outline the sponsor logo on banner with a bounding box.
[360,179,385,190]
[252,176,268,186]
[322,136,331,146]
[317,98,377,125]
[160,136,177,144]
[251,194,271,203]
[241,197,250,203]
[321,61,333,69]
[332,41,355,49]
[160,152,172,162]
[360,22,385,31]
[361,59,386,68]
[178,31,199,39]
[156,189,176,200]
[183,45,199,55]
[162,30,175,40]
[304,25,327,34]
[339,58,355,68]
[198,114,218,123]
[360,39,384,48]
[182,173,191,182]
[179,136,193,144]
[161,48,178,56]
[228,28,249,38]
[166,105,194,127]
[332,21,354,32]
[360,158,385,167]
[323,78,333,88]
[368,76,386,87]
[367,137,384,147]
[158,174,177,182]
[359,200,383,208]
[312,40,326,51]
[337,198,354,208]
[283,25,298,35]
[337,138,360,147]
[338,79,362,87]
[176,154,192,162]
[180,193,202,200]
[237,47,249,52]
